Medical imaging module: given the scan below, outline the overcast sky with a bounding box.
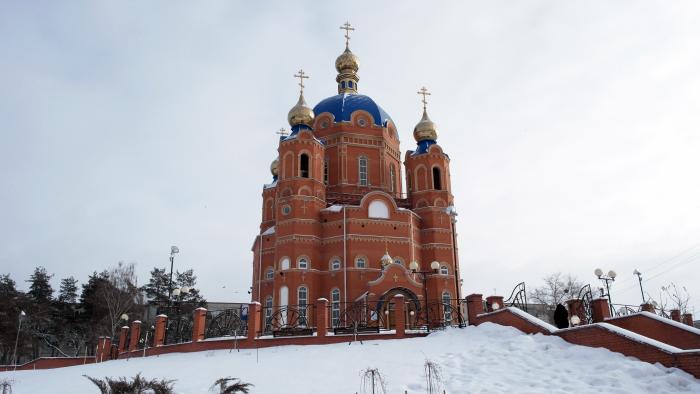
[1,1,699,313]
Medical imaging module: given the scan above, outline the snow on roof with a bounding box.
[263,180,277,189]
[477,307,558,333]
[261,226,275,235]
[606,311,700,336]
[322,204,344,212]
[592,323,683,354]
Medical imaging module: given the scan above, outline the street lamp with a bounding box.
[12,310,26,371]
[633,269,645,304]
[171,286,190,315]
[410,260,440,332]
[595,268,617,315]
[168,246,179,306]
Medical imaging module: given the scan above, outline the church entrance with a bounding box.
[375,287,420,329]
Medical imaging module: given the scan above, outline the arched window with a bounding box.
[368,200,389,219]
[433,167,442,190]
[280,257,290,271]
[442,291,452,324]
[265,268,274,280]
[331,258,341,271]
[331,289,341,326]
[298,257,309,269]
[323,158,329,185]
[298,286,308,326]
[300,153,310,178]
[355,256,366,268]
[390,165,396,193]
[358,156,368,186]
[440,265,449,275]
[393,258,403,266]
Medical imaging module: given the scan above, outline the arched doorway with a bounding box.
[375,287,420,329]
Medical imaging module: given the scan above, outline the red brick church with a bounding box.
[250,24,461,327]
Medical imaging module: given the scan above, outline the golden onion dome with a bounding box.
[413,109,438,142]
[270,157,279,177]
[287,93,315,128]
[380,251,393,266]
[335,47,360,73]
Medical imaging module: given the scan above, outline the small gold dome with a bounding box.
[381,251,393,266]
[270,157,279,177]
[287,93,315,128]
[413,109,439,142]
[335,47,359,73]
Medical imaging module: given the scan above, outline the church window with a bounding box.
[281,205,291,216]
[331,258,341,271]
[298,286,308,326]
[298,257,309,269]
[440,265,448,275]
[300,153,310,178]
[341,81,346,89]
[265,268,274,280]
[264,296,273,330]
[331,288,341,326]
[432,167,442,190]
[355,256,366,268]
[393,258,403,266]
[368,200,389,219]
[390,165,397,193]
[442,291,452,323]
[280,257,290,270]
[348,81,353,88]
[358,118,366,127]
[358,156,368,186]
[323,158,329,185]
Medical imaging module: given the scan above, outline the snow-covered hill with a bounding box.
[2,323,699,393]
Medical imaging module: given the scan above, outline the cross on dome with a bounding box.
[339,21,355,48]
[294,69,309,94]
[417,86,431,111]
[275,128,288,137]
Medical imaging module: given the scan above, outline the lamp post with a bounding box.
[633,269,645,304]
[595,268,616,315]
[409,260,440,333]
[12,310,26,371]
[171,286,190,315]
[168,246,179,307]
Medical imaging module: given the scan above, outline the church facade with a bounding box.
[250,24,461,327]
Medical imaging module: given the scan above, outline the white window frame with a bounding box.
[331,258,341,271]
[298,256,309,270]
[298,286,308,326]
[331,288,341,326]
[358,156,368,186]
[442,291,452,323]
[265,268,274,280]
[355,256,367,268]
[440,265,449,275]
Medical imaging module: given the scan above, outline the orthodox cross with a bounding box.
[339,21,355,48]
[417,86,431,110]
[301,199,308,214]
[276,128,288,137]
[294,69,309,94]
[393,274,399,283]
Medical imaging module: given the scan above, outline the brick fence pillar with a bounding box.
[247,302,261,340]
[640,303,655,313]
[96,336,112,362]
[191,307,207,342]
[315,298,329,337]
[128,320,141,352]
[682,313,694,326]
[466,294,484,325]
[566,298,583,325]
[485,296,504,312]
[591,298,611,323]
[118,326,129,353]
[393,294,406,337]
[153,314,168,347]
[670,309,681,322]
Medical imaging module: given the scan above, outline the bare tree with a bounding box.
[662,283,690,314]
[529,272,584,307]
[360,368,387,394]
[98,262,141,337]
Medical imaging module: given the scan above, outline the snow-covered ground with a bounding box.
[2,323,699,393]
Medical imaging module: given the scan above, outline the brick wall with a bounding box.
[605,313,700,350]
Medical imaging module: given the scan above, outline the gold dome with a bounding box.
[270,157,279,177]
[287,93,315,128]
[413,109,438,142]
[335,47,359,73]
[380,251,393,267]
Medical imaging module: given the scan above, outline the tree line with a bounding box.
[0,262,206,365]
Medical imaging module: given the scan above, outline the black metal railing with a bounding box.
[205,305,249,339]
[260,304,315,337]
[164,314,193,345]
[138,323,155,349]
[577,284,594,324]
[611,304,641,317]
[505,282,528,312]
[332,301,390,334]
[406,299,465,331]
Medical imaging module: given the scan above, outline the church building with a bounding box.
[250,24,461,328]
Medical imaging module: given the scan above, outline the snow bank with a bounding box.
[2,323,698,393]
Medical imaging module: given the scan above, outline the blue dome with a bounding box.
[313,93,393,127]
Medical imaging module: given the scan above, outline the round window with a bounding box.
[281,205,292,215]
[358,118,367,127]
[321,120,329,128]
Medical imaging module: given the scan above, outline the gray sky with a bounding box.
[1,1,699,312]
